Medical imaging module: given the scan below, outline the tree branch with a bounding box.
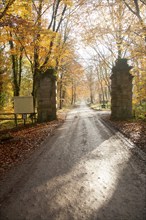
[56,5,67,32]
[0,0,16,20]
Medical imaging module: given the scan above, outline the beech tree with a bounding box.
[0,0,145,118]
[78,0,145,115]
[0,0,16,20]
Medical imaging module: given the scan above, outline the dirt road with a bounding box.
[0,104,146,220]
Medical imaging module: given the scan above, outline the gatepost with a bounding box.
[110,59,133,119]
[37,69,57,122]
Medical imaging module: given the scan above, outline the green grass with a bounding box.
[90,103,111,111]
[0,118,34,131]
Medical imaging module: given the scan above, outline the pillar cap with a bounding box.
[112,58,133,74]
[40,68,57,80]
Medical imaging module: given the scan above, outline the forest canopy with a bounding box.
[0,0,146,118]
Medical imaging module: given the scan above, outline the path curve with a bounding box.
[0,104,146,220]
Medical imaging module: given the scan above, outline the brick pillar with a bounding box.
[111,59,133,120]
[37,69,57,122]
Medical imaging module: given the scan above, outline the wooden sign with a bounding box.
[14,96,34,114]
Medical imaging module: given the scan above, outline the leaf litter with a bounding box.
[1,111,146,178]
[0,114,65,177]
[102,115,146,154]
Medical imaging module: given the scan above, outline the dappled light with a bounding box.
[1,105,145,219]
[0,1,146,219]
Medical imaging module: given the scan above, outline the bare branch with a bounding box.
[0,0,16,20]
[56,5,67,32]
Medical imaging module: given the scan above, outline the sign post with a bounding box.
[14,96,34,125]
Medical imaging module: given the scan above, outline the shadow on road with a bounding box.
[0,107,146,220]
[89,155,146,220]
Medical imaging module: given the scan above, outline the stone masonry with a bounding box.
[111,59,133,120]
[37,69,57,122]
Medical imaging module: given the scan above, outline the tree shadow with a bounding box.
[0,109,146,220]
[89,154,146,220]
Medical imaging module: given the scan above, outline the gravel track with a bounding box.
[0,104,146,220]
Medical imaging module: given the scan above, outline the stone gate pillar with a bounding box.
[111,59,133,120]
[37,69,57,122]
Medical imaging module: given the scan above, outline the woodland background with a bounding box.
[0,0,146,118]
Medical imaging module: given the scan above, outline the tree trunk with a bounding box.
[71,79,74,105]
[9,34,23,97]
[59,73,63,109]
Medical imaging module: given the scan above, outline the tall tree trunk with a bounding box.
[59,73,63,109]
[71,79,74,105]
[32,0,67,121]
[9,37,23,96]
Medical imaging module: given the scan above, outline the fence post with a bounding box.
[14,114,17,127]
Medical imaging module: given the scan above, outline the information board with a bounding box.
[14,96,34,114]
